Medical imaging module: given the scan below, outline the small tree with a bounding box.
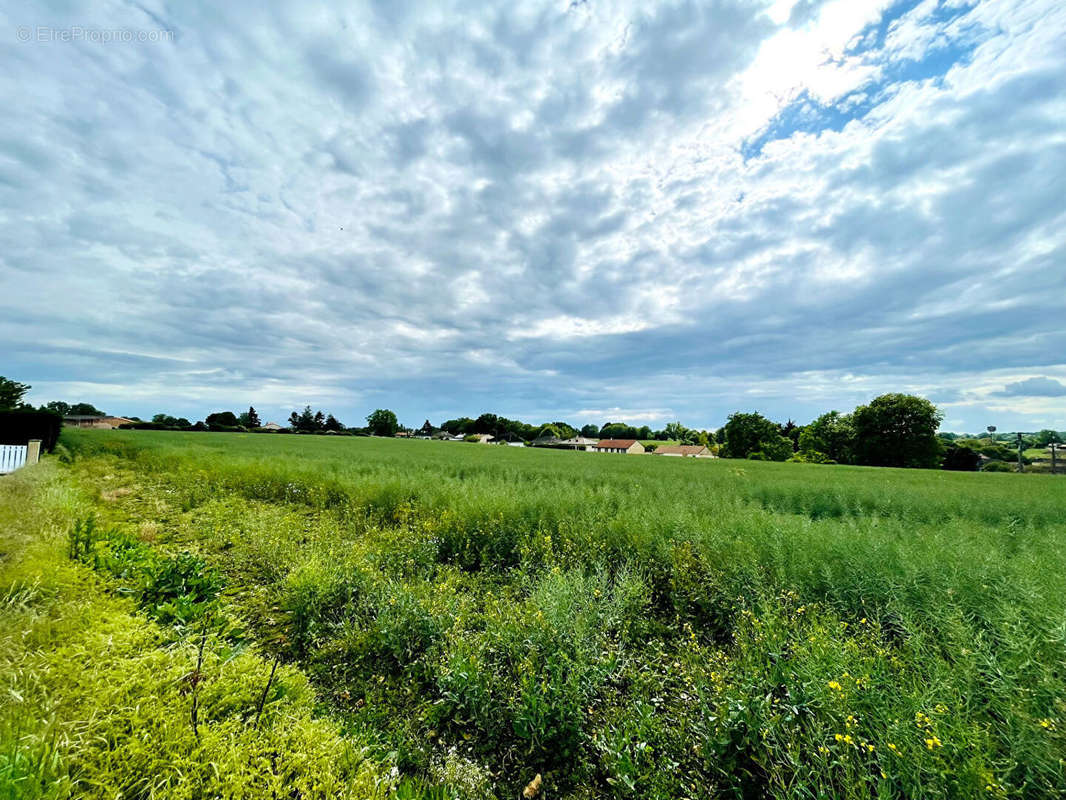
[205,411,240,428]
[0,377,31,411]
[43,401,71,416]
[323,414,344,432]
[942,445,980,471]
[366,409,399,437]
[580,424,600,438]
[799,411,856,464]
[239,406,261,428]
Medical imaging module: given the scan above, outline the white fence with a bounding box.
[0,444,28,474]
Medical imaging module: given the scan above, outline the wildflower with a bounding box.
[1039,718,1056,730]
[827,680,842,692]
[888,743,899,754]
[846,714,857,727]
[934,703,948,714]
[818,746,829,755]
[925,736,942,750]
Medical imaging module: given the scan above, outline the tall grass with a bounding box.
[43,430,1066,797]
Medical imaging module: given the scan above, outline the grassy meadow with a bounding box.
[3,429,1066,799]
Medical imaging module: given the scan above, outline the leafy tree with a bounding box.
[323,414,344,432]
[600,422,640,440]
[580,424,599,438]
[721,412,781,459]
[0,377,31,410]
[942,445,980,471]
[441,417,476,435]
[366,409,399,437]
[664,421,688,442]
[779,420,802,451]
[205,411,240,428]
[238,406,261,428]
[751,435,793,462]
[547,421,577,440]
[851,394,943,468]
[474,413,500,434]
[1035,429,1064,447]
[43,400,71,416]
[799,411,856,464]
[536,424,562,441]
[69,402,105,416]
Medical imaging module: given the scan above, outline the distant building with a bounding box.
[472,433,495,444]
[654,445,714,458]
[557,437,598,451]
[261,421,284,431]
[63,415,135,429]
[594,439,645,454]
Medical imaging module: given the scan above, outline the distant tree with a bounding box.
[238,406,261,428]
[547,421,577,440]
[600,422,640,440]
[43,400,71,416]
[288,406,326,433]
[474,413,500,435]
[580,424,599,438]
[205,411,240,428]
[536,424,562,441]
[799,411,856,464]
[715,428,726,444]
[942,445,981,471]
[664,421,688,442]
[419,420,435,436]
[751,435,793,462]
[441,417,476,435]
[69,402,104,416]
[0,377,31,411]
[175,417,192,428]
[851,394,943,468]
[779,420,802,452]
[366,409,399,437]
[1035,429,1064,447]
[721,412,781,459]
[323,414,344,432]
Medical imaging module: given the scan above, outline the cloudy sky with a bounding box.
[2,0,1064,432]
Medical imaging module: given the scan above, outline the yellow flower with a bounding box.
[888,742,899,754]
[818,746,829,754]
[827,680,842,692]
[925,736,942,750]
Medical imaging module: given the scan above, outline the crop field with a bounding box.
[3,430,1066,799]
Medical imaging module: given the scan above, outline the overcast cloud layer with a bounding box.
[2,0,1064,431]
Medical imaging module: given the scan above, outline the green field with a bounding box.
[3,430,1065,799]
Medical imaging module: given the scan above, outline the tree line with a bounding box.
[2,375,1062,471]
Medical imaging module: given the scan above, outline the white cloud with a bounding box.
[1,0,1064,432]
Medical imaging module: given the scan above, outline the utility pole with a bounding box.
[1016,432,1025,473]
[1051,441,1059,475]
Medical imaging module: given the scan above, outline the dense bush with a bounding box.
[0,409,62,452]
